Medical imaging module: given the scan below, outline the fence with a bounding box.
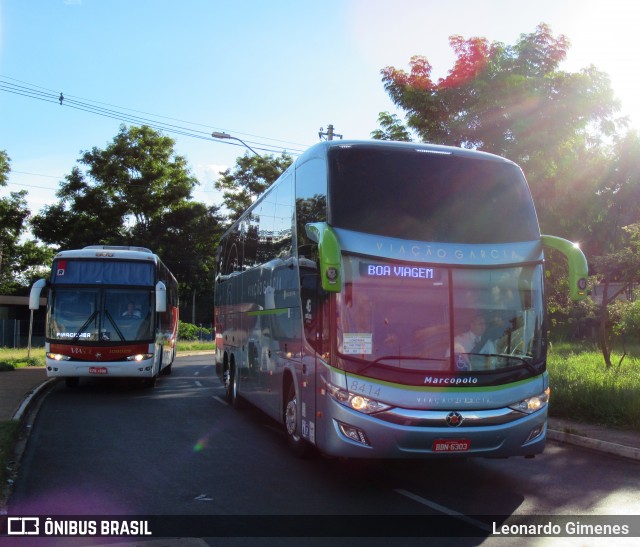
[0,319,46,348]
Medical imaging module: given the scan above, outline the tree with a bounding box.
[0,150,53,294]
[370,112,413,141]
[31,126,225,317]
[215,152,293,221]
[32,125,198,249]
[378,24,622,241]
[143,201,224,323]
[588,132,640,366]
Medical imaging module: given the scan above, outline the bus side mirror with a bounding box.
[29,279,47,310]
[305,222,342,293]
[542,235,589,301]
[155,281,167,313]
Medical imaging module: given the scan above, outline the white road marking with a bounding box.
[395,488,491,532]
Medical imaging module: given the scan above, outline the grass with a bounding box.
[175,340,215,352]
[547,342,640,431]
[0,348,46,371]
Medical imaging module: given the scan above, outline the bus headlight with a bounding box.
[127,353,153,362]
[46,353,70,361]
[509,388,550,414]
[325,382,391,414]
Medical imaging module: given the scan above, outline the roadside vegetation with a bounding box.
[548,343,640,430]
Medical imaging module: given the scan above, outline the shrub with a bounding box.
[178,321,213,341]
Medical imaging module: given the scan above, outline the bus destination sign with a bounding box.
[360,262,442,282]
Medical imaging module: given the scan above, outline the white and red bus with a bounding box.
[30,246,178,387]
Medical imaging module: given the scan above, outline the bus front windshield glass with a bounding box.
[336,256,544,374]
[47,288,153,343]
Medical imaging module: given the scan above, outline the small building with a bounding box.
[0,294,47,348]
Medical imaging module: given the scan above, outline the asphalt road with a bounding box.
[7,354,640,545]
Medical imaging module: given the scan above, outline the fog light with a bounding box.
[337,421,370,445]
[525,424,544,443]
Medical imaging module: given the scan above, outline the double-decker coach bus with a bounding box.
[214,140,588,459]
[30,246,178,387]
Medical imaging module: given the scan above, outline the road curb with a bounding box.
[11,378,58,422]
[547,428,640,462]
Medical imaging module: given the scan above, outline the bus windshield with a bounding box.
[336,255,544,374]
[47,287,153,343]
[328,146,539,243]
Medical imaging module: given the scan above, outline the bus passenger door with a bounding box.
[299,262,328,448]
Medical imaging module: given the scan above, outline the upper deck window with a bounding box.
[328,146,539,243]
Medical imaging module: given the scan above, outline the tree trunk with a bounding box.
[598,280,613,368]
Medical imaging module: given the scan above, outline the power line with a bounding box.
[0,76,310,156]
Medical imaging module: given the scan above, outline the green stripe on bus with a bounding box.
[247,308,289,317]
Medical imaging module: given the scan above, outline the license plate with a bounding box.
[89,366,108,375]
[433,439,471,452]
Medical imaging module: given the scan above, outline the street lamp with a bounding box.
[211,131,261,157]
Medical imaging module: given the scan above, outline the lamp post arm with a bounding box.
[211,131,261,157]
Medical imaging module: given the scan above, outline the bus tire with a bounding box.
[284,382,311,458]
[225,362,240,407]
[143,375,157,388]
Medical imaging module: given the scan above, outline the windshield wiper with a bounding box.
[464,353,538,374]
[335,350,446,374]
[73,310,98,342]
[104,310,126,341]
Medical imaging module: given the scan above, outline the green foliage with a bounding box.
[177,320,212,341]
[610,298,640,341]
[32,125,200,249]
[0,150,54,293]
[548,344,640,430]
[371,112,413,141]
[0,150,10,186]
[0,348,46,369]
[175,340,215,352]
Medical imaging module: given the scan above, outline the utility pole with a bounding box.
[319,124,343,141]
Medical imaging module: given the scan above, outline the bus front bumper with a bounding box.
[45,358,156,378]
[314,397,547,459]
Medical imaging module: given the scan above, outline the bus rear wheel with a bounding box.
[225,362,240,407]
[284,383,311,458]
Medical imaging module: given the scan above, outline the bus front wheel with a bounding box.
[284,383,311,458]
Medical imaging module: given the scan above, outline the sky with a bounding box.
[2,0,640,219]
